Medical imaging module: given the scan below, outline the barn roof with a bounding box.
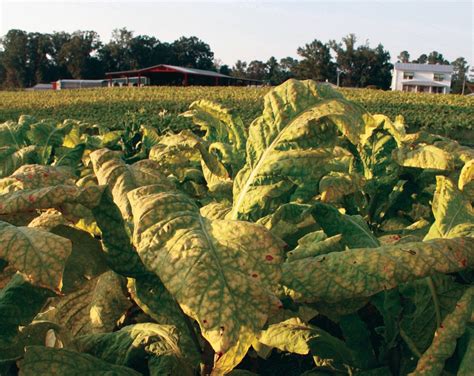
[105,64,262,82]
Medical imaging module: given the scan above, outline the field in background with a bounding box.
[1,85,473,142]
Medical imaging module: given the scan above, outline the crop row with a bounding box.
[0,86,472,141]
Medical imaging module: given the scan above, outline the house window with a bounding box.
[432,86,444,94]
[402,85,414,92]
[433,73,444,81]
[403,72,414,80]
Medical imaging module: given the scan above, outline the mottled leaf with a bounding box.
[50,271,131,336]
[393,144,454,171]
[128,275,201,364]
[0,221,71,291]
[283,237,474,303]
[128,186,284,369]
[18,346,141,376]
[230,79,367,221]
[90,148,172,220]
[410,287,473,375]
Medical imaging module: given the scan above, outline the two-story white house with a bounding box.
[391,63,453,94]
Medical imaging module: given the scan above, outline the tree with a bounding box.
[231,60,248,78]
[279,56,298,79]
[451,57,469,94]
[27,32,55,86]
[413,54,428,64]
[99,28,134,72]
[246,60,267,81]
[329,34,392,88]
[397,50,410,63]
[170,36,214,70]
[427,51,449,65]
[296,38,336,82]
[218,65,231,76]
[58,30,102,78]
[329,34,357,86]
[0,29,29,87]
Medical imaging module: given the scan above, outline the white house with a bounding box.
[391,63,453,94]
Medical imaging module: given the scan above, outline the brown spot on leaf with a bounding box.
[265,255,274,261]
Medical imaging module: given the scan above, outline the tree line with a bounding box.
[0,28,469,92]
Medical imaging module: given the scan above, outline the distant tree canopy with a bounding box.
[0,28,214,88]
[0,28,469,91]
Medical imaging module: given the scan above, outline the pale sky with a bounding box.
[0,0,473,66]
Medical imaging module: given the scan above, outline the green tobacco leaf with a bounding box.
[399,274,466,354]
[230,79,368,221]
[283,237,474,303]
[128,275,201,365]
[410,287,473,375]
[319,172,361,203]
[0,274,54,344]
[312,203,380,249]
[257,203,317,247]
[26,119,73,148]
[90,148,172,220]
[92,188,149,278]
[128,186,284,371]
[458,326,474,376]
[286,233,343,262]
[459,159,474,200]
[358,129,399,180]
[0,320,65,362]
[53,144,86,169]
[339,314,377,369]
[0,146,41,178]
[182,99,247,172]
[18,346,141,376]
[50,225,109,293]
[0,119,30,148]
[72,323,190,374]
[182,99,247,151]
[425,176,474,240]
[0,221,71,291]
[149,130,204,182]
[50,271,131,336]
[258,318,353,366]
[393,144,454,171]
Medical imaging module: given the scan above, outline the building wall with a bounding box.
[391,69,452,93]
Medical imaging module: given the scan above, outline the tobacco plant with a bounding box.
[0,80,473,376]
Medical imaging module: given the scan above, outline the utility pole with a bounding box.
[336,67,344,87]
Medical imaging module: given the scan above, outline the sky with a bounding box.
[0,0,472,66]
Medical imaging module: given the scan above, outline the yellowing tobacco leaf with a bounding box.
[409,287,474,375]
[90,148,172,220]
[128,186,284,372]
[393,144,454,171]
[0,221,71,291]
[425,176,474,240]
[230,79,367,221]
[283,237,474,303]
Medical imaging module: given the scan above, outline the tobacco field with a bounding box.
[0,85,473,144]
[0,79,473,375]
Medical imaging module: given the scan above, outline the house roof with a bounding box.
[105,64,263,82]
[394,63,453,73]
[401,80,450,87]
